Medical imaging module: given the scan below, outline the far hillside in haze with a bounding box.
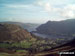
[35,19,75,35]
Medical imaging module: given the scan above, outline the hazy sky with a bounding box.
[0,0,75,23]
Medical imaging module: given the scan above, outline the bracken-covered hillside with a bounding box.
[0,23,32,42]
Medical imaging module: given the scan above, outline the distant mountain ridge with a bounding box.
[0,21,40,32]
[35,19,75,35]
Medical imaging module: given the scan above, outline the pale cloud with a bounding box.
[36,1,62,12]
[44,3,52,12]
[36,1,52,12]
[61,10,75,18]
[65,4,75,10]
[36,0,75,19]
[5,4,30,8]
[37,1,44,6]
[60,4,75,18]
[37,1,75,18]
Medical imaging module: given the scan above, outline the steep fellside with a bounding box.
[35,19,75,35]
[0,23,32,42]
